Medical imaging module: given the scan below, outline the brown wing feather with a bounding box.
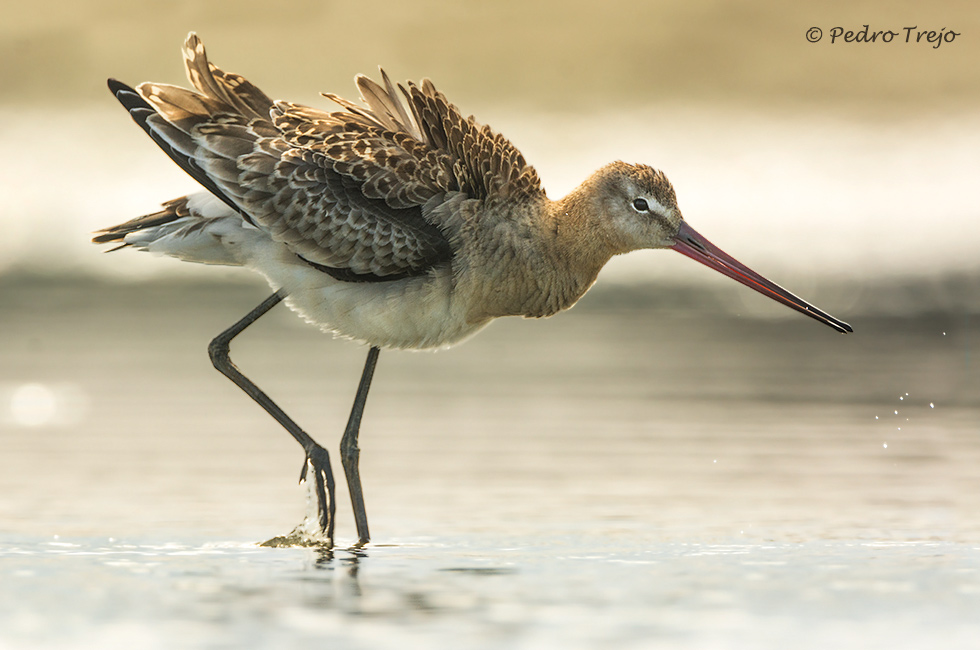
[275,69,544,208]
[403,80,543,203]
[135,34,452,278]
[115,33,542,279]
[182,34,273,121]
[272,101,456,208]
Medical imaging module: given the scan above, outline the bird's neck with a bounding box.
[520,191,622,316]
[459,188,621,322]
[547,183,624,267]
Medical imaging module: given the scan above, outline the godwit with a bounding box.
[95,33,851,547]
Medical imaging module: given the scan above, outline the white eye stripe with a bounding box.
[631,196,668,215]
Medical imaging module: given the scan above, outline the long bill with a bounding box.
[670,221,852,333]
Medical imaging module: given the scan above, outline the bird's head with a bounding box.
[587,162,684,253]
[578,161,852,333]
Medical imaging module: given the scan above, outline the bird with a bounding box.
[94,33,852,548]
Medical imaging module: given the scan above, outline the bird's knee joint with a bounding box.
[207,336,230,368]
[307,444,331,468]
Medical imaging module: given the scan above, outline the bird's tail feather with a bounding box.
[92,193,253,267]
[92,197,191,247]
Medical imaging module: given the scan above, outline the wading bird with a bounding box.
[95,33,851,548]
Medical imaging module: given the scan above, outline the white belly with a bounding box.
[121,194,493,350]
[249,238,491,350]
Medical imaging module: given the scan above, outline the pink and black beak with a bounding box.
[671,221,852,333]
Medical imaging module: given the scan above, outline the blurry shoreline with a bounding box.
[3,270,978,320]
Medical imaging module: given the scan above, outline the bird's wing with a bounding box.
[275,73,545,208]
[119,33,453,279]
[116,33,544,279]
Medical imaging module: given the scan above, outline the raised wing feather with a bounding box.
[131,34,452,278]
[271,103,455,210]
[277,72,544,207]
[404,79,543,204]
[110,32,542,280]
[181,35,273,121]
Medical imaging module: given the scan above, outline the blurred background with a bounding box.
[1,0,979,540]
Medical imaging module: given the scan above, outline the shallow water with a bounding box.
[2,278,979,648]
[3,536,979,650]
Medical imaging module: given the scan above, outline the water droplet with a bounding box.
[875,416,879,420]
[899,396,904,401]
[894,410,898,415]
[883,443,888,448]
[930,403,935,408]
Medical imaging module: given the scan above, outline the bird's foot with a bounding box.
[298,443,336,545]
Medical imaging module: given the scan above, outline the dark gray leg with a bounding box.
[207,290,337,544]
[341,346,380,547]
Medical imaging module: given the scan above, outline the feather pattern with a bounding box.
[93,196,194,246]
[101,32,544,281]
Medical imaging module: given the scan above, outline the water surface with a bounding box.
[1,278,979,648]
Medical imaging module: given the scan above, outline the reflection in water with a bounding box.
[1,535,977,649]
[440,568,518,576]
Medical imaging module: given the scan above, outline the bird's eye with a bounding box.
[632,198,649,212]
